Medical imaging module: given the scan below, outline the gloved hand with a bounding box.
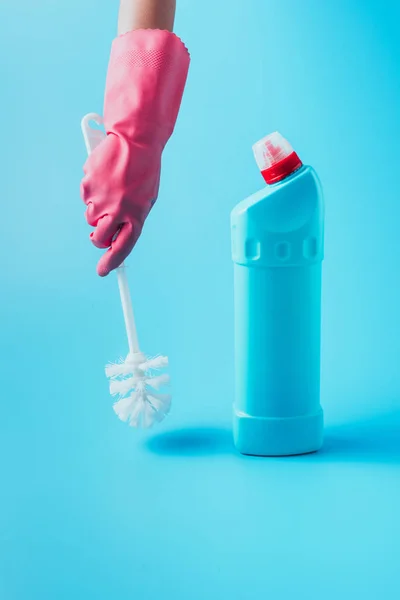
[81,29,190,276]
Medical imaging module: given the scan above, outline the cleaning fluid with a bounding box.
[231,132,324,456]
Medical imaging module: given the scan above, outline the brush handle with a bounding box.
[81,113,140,355]
[117,264,140,354]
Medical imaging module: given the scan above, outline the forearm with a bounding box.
[118,0,176,35]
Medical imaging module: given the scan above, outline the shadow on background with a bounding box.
[145,409,400,463]
[145,427,235,457]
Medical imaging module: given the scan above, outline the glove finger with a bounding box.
[80,174,91,205]
[97,221,141,277]
[90,214,119,249]
[85,201,105,228]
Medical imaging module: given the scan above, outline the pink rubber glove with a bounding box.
[81,29,190,276]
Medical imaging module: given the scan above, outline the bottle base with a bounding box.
[233,408,323,457]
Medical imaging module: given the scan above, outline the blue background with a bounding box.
[1,0,399,598]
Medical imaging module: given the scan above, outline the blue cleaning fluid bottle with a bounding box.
[231,132,324,456]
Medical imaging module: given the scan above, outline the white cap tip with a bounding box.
[252,132,294,172]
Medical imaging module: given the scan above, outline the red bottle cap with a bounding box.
[253,132,303,184]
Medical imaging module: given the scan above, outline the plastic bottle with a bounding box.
[231,132,324,456]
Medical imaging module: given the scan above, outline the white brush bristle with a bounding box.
[145,373,170,389]
[109,373,170,399]
[105,352,147,379]
[140,355,169,371]
[106,352,171,428]
[112,394,137,423]
[113,390,171,428]
[109,377,134,397]
[105,361,132,379]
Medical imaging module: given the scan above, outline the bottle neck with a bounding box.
[261,151,303,185]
